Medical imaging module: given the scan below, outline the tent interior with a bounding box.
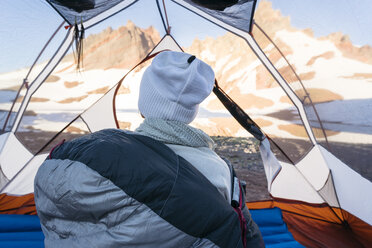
[0,0,372,247]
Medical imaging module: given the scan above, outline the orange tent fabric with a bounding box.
[247,200,372,248]
[0,193,37,215]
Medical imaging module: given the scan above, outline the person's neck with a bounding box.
[135,118,215,149]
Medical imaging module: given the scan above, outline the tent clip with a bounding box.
[73,18,85,70]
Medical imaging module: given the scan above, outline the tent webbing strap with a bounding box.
[213,83,297,164]
[212,83,265,141]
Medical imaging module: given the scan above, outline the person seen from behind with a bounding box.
[34,51,264,248]
[135,51,264,247]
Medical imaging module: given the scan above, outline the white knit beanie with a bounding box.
[138,51,215,124]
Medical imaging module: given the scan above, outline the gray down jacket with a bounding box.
[34,129,264,248]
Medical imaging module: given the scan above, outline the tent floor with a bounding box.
[0,207,303,247]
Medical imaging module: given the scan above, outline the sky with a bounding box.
[262,0,372,47]
[1,0,372,74]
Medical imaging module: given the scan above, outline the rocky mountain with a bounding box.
[326,32,372,65]
[62,21,161,71]
[255,1,372,65]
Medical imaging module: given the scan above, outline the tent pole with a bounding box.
[243,33,317,145]
[1,80,26,133]
[24,22,65,81]
[1,22,65,133]
[156,0,170,34]
[253,22,331,150]
[10,29,74,133]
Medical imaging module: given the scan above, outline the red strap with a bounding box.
[48,139,65,159]
[233,182,247,248]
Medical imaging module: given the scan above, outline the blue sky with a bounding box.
[263,0,372,47]
[1,0,371,74]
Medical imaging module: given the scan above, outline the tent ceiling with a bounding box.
[179,0,256,33]
[190,0,238,11]
[51,0,96,13]
[47,0,127,25]
[47,0,257,33]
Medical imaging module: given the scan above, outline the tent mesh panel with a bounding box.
[47,0,125,25]
[14,7,163,154]
[251,23,328,143]
[181,0,256,33]
[0,86,27,134]
[0,1,65,133]
[16,117,90,155]
[252,22,372,182]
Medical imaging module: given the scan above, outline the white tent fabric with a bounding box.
[81,88,117,132]
[259,138,281,191]
[264,143,372,225]
[2,154,48,195]
[320,146,372,225]
[269,160,325,204]
[296,145,330,191]
[0,133,33,180]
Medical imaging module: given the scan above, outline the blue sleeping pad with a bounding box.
[0,214,44,248]
[0,207,303,247]
[250,207,305,248]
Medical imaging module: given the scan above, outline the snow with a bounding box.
[235,60,262,93]
[222,57,240,75]
[275,30,341,72]
[274,30,372,100]
[214,54,231,72]
[200,49,216,61]
[325,132,372,145]
[0,62,48,89]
